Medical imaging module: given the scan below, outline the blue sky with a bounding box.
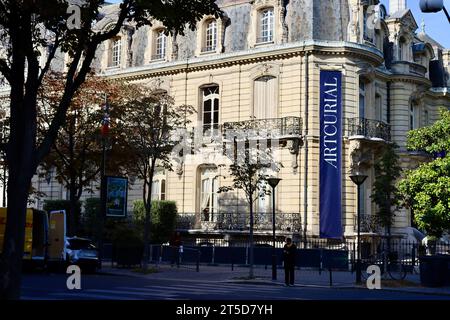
[107,0,449,48]
[381,0,450,48]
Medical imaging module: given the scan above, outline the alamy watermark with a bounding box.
[66,265,82,290]
[366,265,381,290]
[66,3,81,30]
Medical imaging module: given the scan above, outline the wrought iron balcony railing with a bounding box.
[223,117,302,141]
[353,214,382,234]
[346,117,391,142]
[176,213,196,230]
[176,212,302,233]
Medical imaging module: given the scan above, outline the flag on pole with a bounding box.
[101,99,110,136]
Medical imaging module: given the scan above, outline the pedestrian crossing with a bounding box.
[23,281,292,300]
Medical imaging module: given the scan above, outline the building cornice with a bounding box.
[102,40,384,82]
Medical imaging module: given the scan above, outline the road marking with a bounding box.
[87,289,176,297]
[51,292,133,300]
[143,285,232,295]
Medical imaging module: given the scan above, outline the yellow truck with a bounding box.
[0,208,48,269]
[0,208,67,269]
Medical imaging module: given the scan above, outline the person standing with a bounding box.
[283,237,297,286]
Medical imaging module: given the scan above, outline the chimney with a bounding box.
[390,0,407,14]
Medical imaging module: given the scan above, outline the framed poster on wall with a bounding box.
[105,176,128,217]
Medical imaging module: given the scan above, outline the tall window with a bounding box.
[202,85,220,134]
[253,76,277,119]
[200,167,218,222]
[424,109,429,127]
[398,37,406,61]
[258,8,274,43]
[151,179,166,201]
[409,102,417,130]
[203,19,217,52]
[375,94,382,121]
[154,29,167,60]
[110,37,121,67]
[359,81,366,118]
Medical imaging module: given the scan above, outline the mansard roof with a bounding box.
[417,32,445,50]
[386,9,418,32]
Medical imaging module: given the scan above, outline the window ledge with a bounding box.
[150,58,166,63]
[254,41,274,47]
[200,50,218,56]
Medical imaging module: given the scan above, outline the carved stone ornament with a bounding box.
[349,140,373,173]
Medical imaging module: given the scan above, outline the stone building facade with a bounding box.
[3,0,449,244]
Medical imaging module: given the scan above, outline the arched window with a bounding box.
[202,85,220,134]
[109,37,121,67]
[258,8,274,43]
[153,29,167,60]
[151,169,167,201]
[253,76,277,119]
[203,19,217,52]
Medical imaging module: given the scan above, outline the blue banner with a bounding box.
[319,70,342,239]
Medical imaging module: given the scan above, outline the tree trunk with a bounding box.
[68,183,79,236]
[142,160,156,270]
[248,195,254,279]
[0,116,35,299]
[0,168,32,299]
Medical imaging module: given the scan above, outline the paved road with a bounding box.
[21,272,450,300]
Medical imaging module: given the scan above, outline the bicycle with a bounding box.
[360,250,407,281]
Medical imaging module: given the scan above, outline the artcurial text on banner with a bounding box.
[319,70,342,239]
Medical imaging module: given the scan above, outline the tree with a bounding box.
[133,200,178,244]
[218,139,280,279]
[398,109,450,238]
[0,0,221,299]
[37,73,134,236]
[371,143,402,251]
[122,89,194,270]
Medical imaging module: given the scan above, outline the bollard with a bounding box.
[196,251,200,272]
[319,249,323,275]
[329,268,333,287]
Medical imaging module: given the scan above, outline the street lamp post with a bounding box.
[350,170,368,284]
[267,177,282,281]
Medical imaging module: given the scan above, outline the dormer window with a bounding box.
[398,37,406,61]
[109,37,121,68]
[258,8,274,43]
[203,19,217,53]
[153,29,167,60]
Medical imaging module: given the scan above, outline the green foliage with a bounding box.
[80,197,101,238]
[398,109,450,238]
[109,221,144,248]
[133,200,178,244]
[371,143,402,231]
[398,156,450,238]
[406,109,450,154]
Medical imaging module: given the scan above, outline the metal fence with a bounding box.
[103,238,450,274]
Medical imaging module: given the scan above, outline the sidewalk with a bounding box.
[100,262,450,297]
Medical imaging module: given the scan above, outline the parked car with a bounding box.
[65,237,101,273]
